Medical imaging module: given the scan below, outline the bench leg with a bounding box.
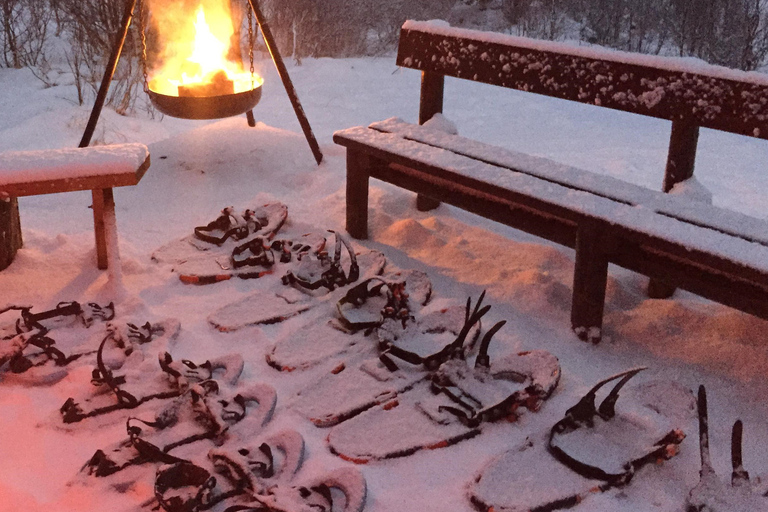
[92,188,116,270]
[0,196,22,272]
[571,225,608,343]
[647,279,676,299]
[416,194,441,212]
[346,151,370,240]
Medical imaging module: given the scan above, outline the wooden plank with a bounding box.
[0,197,22,271]
[0,155,150,198]
[663,120,700,192]
[92,189,108,269]
[416,71,445,212]
[334,130,768,288]
[367,119,768,247]
[346,151,371,240]
[650,119,700,298]
[571,223,609,343]
[396,24,768,140]
[380,162,577,248]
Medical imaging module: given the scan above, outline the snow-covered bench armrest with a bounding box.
[0,143,150,197]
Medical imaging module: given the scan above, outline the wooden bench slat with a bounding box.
[334,126,768,287]
[368,119,768,248]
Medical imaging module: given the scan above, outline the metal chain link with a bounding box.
[137,0,149,93]
[247,2,255,88]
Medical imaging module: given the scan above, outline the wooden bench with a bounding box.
[0,144,150,271]
[334,21,768,343]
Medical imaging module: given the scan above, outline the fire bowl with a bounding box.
[147,84,262,120]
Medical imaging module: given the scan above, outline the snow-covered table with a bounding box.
[0,144,150,270]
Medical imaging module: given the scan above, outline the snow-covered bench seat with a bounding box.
[335,21,768,342]
[0,143,150,270]
[335,119,768,342]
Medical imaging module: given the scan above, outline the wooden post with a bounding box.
[416,71,444,212]
[571,224,609,343]
[346,151,370,240]
[92,188,113,269]
[0,197,22,271]
[648,119,700,299]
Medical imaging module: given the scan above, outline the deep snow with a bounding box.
[1,54,768,512]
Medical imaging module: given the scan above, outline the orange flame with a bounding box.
[148,1,262,97]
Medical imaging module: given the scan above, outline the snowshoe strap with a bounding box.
[232,238,275,269]
[94,331,140,407]
[155,461,216,512]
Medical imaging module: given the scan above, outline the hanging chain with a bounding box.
[247,2,255,89]
[137,0,150,93]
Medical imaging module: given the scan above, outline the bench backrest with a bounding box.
[396,21,768,192]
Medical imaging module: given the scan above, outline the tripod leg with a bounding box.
[246,110,256,127]
[247,0,323,165]
[79,0,138,148]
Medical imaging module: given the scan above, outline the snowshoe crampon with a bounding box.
[469,368,694,512]
[686,386,768,512]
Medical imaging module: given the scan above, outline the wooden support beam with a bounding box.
[416,71,445,212]
[346,151,370,240]
[92,188,115,270]
[649,120,701,299]
[571,223,609,343]
[0,197,22,271]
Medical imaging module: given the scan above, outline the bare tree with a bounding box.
[0,0,50,68]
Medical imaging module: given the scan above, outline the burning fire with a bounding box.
[148,1,263,97]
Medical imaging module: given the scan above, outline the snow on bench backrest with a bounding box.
[397,20,768,140]
[0,143,150,196]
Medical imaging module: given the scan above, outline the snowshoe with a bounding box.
[0,301,115,385]
[292,293,486,427]
[176,232,326,285]
[326,327,560,462]
[207,245,386,332]
[220,466,367,512]
[60,327,244,424]
[151,202,288,266]
[266,269,431,372]
[468,369,695,512]
[82,381,276,478]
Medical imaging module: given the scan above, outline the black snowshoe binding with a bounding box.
[548,367,685,488]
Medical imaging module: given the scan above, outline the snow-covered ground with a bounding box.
[2,55,768,512]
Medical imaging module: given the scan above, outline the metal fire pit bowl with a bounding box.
[147,84,263,120]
